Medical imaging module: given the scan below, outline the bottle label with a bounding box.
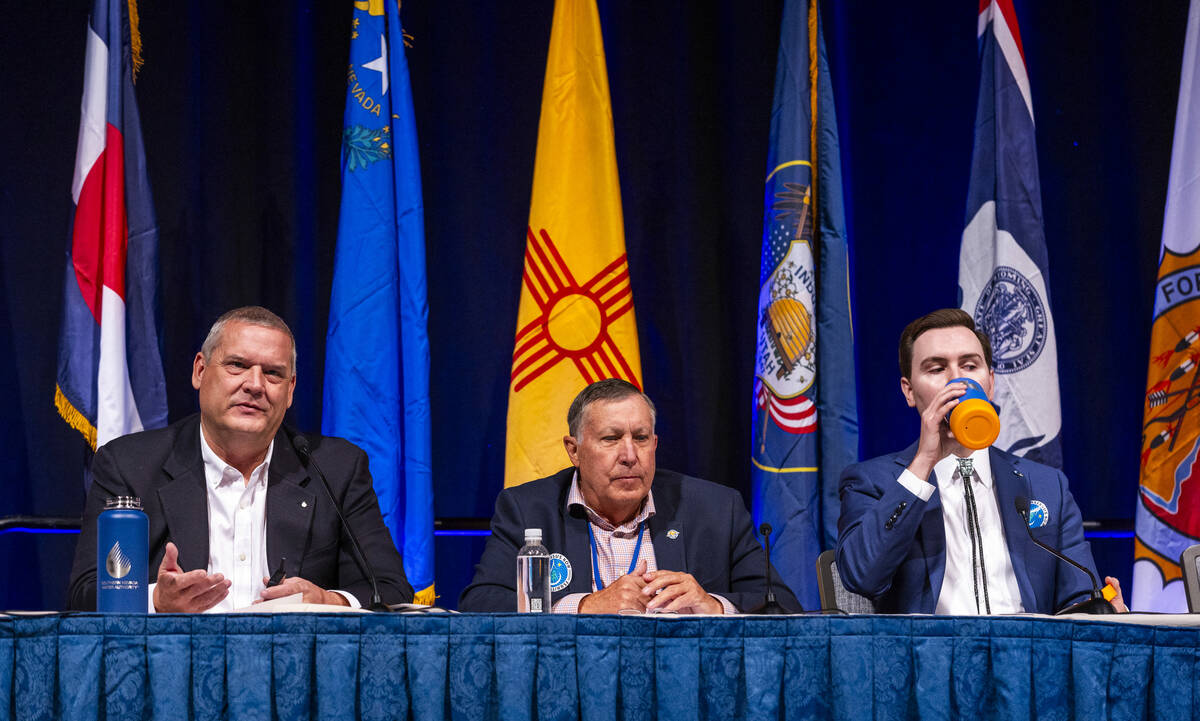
[530,598,543,612]
[105,541,133,579]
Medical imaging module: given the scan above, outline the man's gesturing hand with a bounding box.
[152,542,231,612]
[257,576,349,606]
[578,559,649,613]
[641,569,723,614]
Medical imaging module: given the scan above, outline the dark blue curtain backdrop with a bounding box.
[0,1,1187,609]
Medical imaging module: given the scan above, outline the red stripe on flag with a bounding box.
[101,124,128,300]
[70,124,128,324]
[982,0,1026,63]
[71,148,106,324]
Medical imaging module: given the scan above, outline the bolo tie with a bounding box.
[956,457,991,614]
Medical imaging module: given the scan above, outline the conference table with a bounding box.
[2,612,1197,720]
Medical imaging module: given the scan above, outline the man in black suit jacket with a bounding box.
[459,379,800,613]
[68,306,411,611]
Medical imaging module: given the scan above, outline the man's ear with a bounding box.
[900,376,916,408]
[563,435,580,466]
[191,352,206,390]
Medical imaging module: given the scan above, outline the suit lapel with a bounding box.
[917,471,947,609]
[647,481,685,574]
[157,416,210,573]
[266,434,316,578]
[990,449,1038,612]
[562,506,593,595]
[896,449,947,613]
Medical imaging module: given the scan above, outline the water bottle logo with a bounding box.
[106,541,132,579]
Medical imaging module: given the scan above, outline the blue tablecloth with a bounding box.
[1,613,1196,720]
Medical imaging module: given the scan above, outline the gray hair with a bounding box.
[566,378,656,437]
[201,306,297,372]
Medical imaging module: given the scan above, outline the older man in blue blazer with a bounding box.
[837,309,1126,614]
[460,379,800,614]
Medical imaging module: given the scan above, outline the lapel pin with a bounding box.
[301,501,308,508]
[1027,500,1049,529]
[667,529,680,540]
[549,553,572,592]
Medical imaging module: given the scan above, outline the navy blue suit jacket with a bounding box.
[459,467,802,613]
[836,444,1098,614]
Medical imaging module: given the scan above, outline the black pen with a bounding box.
[266,557,287,587]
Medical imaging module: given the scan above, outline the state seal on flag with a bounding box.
[756,239,817,398]
[975,265,1047,374]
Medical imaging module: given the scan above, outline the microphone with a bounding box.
[751,523,789,615]
[291,433,390,612]
[1013,496,1115,615]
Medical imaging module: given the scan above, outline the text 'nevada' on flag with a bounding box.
[57,0,168,464]
[958,0,1063,468]
[1133,0,1200,613]
[504,0,642,488]
[751,0,858,612]
[322,0,434,605]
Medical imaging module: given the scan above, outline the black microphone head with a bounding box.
[1014,495,1029,518]
[759,523,772,537]
[291,433,311,459]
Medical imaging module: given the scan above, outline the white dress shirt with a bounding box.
[147,428,358,611]
[200,429,273,611]
[898,449,1024,614]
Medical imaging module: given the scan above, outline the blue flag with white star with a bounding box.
[322,0,434,604]
[751,0,858,611]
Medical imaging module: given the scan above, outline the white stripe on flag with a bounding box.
[979,0,1034,123]
[72,26,108,205]
[96,286,144,449]
[1162,0,1200,257]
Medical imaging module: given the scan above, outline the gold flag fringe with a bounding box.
[55,384,98,450]
[413,583,436,606]
[127,0,144,82]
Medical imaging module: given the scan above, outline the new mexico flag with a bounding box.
[505,0,642,487]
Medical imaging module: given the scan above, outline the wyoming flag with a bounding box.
[505,0,642,487]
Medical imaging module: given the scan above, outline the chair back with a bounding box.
[816,549,877,613]
[1182,544,1200,613]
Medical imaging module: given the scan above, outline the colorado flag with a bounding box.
[56,0,167,456]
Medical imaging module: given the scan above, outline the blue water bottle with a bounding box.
[97,496,149,612]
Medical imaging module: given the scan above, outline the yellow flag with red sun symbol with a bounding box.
[504,0,642,487]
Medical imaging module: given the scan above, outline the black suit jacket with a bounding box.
[458,467,802,613]
[67,414,413,610]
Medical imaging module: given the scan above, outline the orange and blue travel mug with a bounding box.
[945,377,1000,450]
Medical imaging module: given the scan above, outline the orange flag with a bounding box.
[504,0,642,487]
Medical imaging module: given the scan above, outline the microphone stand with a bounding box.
[1013,496,1115,615]
[291,432,391,612]
[753,523,788,615]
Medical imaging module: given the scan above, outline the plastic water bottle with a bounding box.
[516,528,551,613]
[97,496,149,612]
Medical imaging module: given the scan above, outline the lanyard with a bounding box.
[587,521,645,591]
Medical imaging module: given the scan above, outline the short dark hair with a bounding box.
[898,308,993,379]
[201,306,297,372]
[566,378,656,437]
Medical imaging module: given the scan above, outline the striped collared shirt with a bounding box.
[552,471,733,614]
